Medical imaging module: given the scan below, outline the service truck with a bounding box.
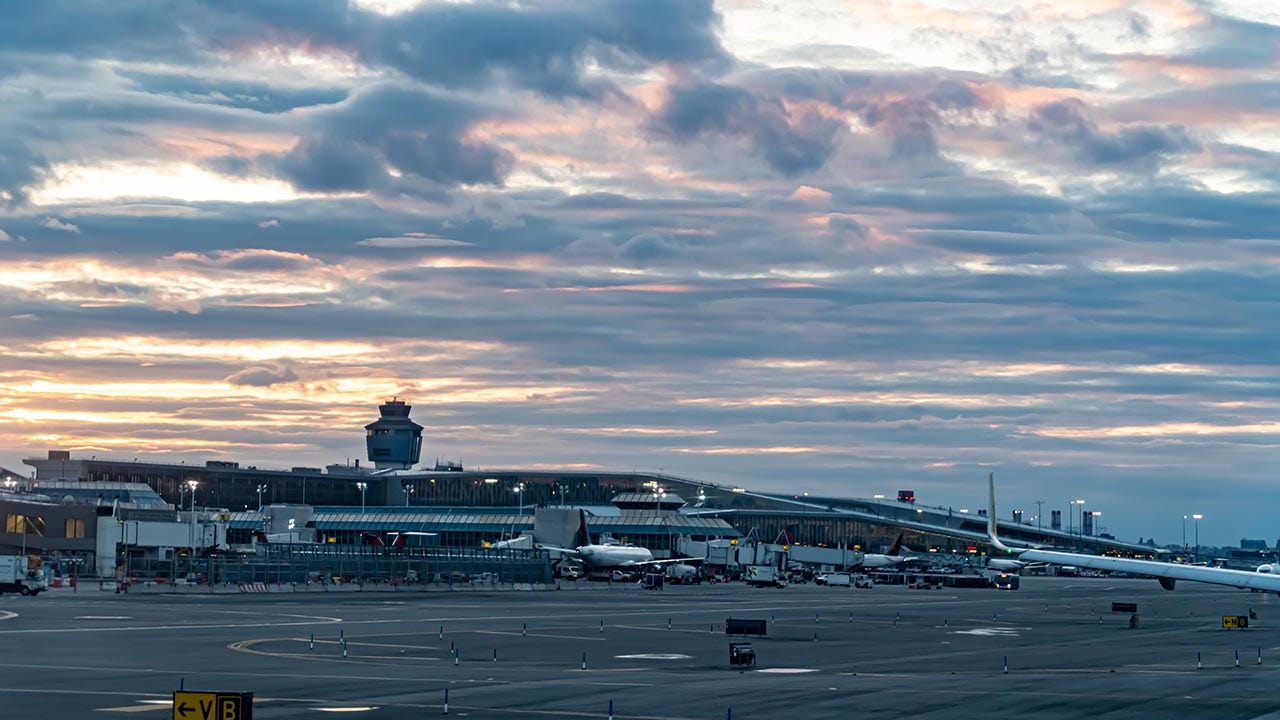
[743,565,787,588]
[0,555,47,596]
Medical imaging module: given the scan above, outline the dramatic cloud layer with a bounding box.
[2,0,1279,546]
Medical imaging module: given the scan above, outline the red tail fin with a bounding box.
[391,533,406,548]
[253,531,269,544]
[575,510,590,547]
[887,533,904,556]
[361,533,385,546]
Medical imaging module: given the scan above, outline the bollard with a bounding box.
[892,618,897,628]
[493,647,497,663]
[710,624,714,634]
[179,677,184,691]
[608,699,614,720]
[813,632,818,642]
[522,622,527,637]
[582,651,587,670]
[1260,648,1264,665]
[342,639,348,659]
[849,612,853,622]
[1236,650,1241,668]
[943,618,948,628]
[454,648,460,667]
[895,611,900,622]
[668,617,672,630]
[992,611,997,622]
[440,625,444,640]
[451,640,455,652]
[1003,655,1008,674]
[443,688,448,716]
[727,708,732,720]
[310,634,314,650]
[600,620,605,634]
[1098,616,1102,625]
[1197,652,1202,670]
[340,627,344,642]
[815,612,819,623]
[1043,604,1048,612]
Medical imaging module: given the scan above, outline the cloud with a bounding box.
[0,228,9,241]
[236,83,515,197]
[357,233,471,248]
[258,219,279,229]
[1028,99,1196,169]
[41,217,81,233]
[223,363,299,387]
[650,81,843,175]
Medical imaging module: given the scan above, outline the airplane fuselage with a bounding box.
[577,544,654,568]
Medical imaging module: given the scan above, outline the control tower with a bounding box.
[364,397,424,470]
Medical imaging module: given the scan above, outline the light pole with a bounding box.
[186,479,198,554]
[1071,499,1085,543]
[656,487,666,516]
[404,485,414,508]
[1035,500,1044,531]
[356,482,368,514]
[1192,514,1203,556]
[256,484,268,512]
[514,482,524,515]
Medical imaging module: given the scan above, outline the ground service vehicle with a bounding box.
[0,555,47,595]
[743,566,787,588]
[816,572,852,587]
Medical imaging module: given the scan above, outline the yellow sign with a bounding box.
[1222,615,1250,629]
[172,691,252,720]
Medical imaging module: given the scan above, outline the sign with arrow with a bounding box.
[172,691,252,720]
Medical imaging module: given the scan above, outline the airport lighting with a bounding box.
[356,481,368,514]
[514,482,524,515]
[404,485,415,507]
[256,483,268,511]
[1192,514,1203,555]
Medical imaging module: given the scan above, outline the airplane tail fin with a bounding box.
[391,533,407,548]
[575,509,590,548]
[253,531,269,544]
[361,532,385,547]
[887,533,904,556]
[988,472,1015,554]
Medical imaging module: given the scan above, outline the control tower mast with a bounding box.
[364,397,423,470]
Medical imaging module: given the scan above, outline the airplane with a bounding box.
[844,534,926,571]
[361,531,436,547]
[490,510,700,573]
[986,473,1280,593]
[986,557,1048,573]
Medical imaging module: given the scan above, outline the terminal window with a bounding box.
[5,514,45,536]
[65,518,85,539]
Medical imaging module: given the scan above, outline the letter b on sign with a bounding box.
[221,699,237,720]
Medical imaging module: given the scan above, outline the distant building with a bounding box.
[1241,538,1268,550]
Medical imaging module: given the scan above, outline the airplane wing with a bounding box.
[619,557,704,568]
[986,473,1280,593]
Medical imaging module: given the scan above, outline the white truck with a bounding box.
[743,565,787,588]
[0,555,47,596]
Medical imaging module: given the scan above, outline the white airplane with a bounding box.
[986,557,1047,572]
[986,473,1280,593]
[490,510,700,572]
[845,534,925,570]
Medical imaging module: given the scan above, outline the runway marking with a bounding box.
[614,654,691,660]
[756,668,818,674]
[951,628,1020,637]
[228,639,440,664]
[95,704,169,713]
[77,616,133,620]
[0,611,16,621]
[216,610,344,623]
[476,630,605,642]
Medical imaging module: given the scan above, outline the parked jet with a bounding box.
[491,510,700,572]
[986,473,1280,593]
[844,534,926,571]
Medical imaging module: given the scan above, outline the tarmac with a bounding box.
[3,576,1280,719]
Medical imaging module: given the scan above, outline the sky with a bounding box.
[1,0,1278,547]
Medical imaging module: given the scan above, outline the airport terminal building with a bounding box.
[17,399,1158,573]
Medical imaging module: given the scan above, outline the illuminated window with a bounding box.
[4,515,23,533]
[65,518,86,539]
